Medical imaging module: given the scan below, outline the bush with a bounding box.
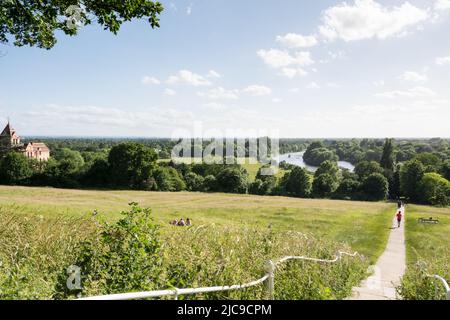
[62,203,163,298]
[398,257,450,300]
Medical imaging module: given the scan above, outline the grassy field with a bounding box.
[0,185,394,262]
[398,205,450,299]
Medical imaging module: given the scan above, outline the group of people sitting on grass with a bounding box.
[170,218,192,227]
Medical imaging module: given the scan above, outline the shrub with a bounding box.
[398,257,450,300]
[62,203,163,298]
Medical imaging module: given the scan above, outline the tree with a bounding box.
[361,173,389,201]
[108,142,157,189]
[400,160,425,202]
[280,167,312,198]
[0,0,164,49]
[184,172,204,192]
[0,152,33,184]
[303,143,338,167]
[354,161,384,180]
[441,161,450,181]
[415,153,442,173]
[418,173,450,206]
[202,175,217,192]
[380,138,395,171]
[249,176,277,195]
[334,178,360,200]
[84,158,109,186]
[152,166,186,192]
[313,173,338,198]
[215,167,248,194]
[312,161,340,198]
[315,160,339,181]
[56,148,85,176]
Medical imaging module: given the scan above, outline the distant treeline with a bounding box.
[0,137,449,206]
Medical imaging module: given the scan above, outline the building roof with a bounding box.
[1,122,13,136]
[26,142,50,151]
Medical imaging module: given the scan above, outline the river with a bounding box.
[277,151,355,173]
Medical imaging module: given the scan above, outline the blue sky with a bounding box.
[1,0,450,138]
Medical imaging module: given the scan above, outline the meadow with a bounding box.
[0,185,399,300]
[0,186,394,262]
[398,205,450,299]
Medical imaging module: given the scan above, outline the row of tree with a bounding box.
[0,139,449,206]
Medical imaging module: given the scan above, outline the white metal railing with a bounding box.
[78,251,360,300]
[427,274,450,300]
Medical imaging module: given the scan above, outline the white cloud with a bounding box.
[306,82,320,89]
[376,86,436,99]
[436,56,450,65]
[23,104,194,134]
[276,33,318,48]
[435,0,450,11]
[257,49,314,68]
[280,67,308,78]
[186,5,192,15]
[167,70,211,86]
[373,80,385,87]
[197,87,239,100]
[319,0,429,41]
[142,76,160,85]
[272,98,283,103]
[201,102,227,111]
[399,71,428,82]
[326,82,340,88]
[164,88,176,96]
[241,85,272,96]
[207,70,221,78]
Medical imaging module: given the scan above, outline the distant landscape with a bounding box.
[0,135,449,300]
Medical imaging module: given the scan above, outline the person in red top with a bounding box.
[396,211,403,228]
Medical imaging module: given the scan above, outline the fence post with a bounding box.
[265,260,275,300]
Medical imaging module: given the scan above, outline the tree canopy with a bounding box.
[0,0,164,49]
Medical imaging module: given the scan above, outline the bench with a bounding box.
[418,217,440,224]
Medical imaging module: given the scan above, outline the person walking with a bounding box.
[396,210,403,228]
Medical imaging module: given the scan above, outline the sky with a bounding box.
[1,0,450,138]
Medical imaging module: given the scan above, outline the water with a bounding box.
[277,151,355,173]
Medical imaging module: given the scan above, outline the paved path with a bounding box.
[350,206,406,300]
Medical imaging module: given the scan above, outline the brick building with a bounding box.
[0,121,50,161]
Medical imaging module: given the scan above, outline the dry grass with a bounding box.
[0,186,394,263]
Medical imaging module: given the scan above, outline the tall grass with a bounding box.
[397,205,450,300]
[0,206,368,300]
[0,206,96,299]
